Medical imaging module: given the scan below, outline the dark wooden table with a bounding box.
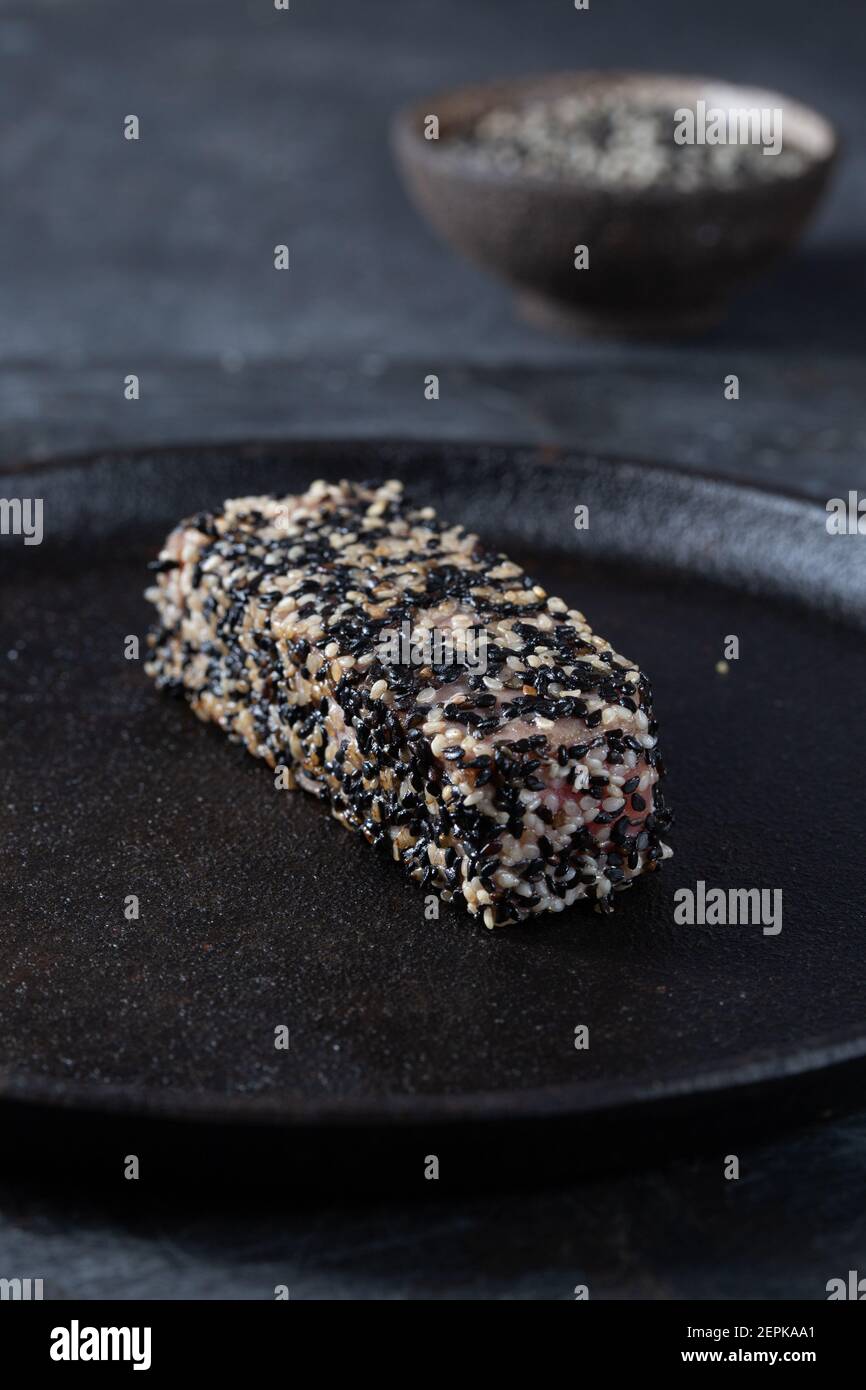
[1,0,864,1299]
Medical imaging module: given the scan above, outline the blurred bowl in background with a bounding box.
[391,71,839,336]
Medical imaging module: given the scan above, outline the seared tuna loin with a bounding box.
[145,479,672,925]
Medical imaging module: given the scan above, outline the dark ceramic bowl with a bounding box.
[391,71,839,335]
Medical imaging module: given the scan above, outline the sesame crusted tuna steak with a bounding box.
[145,480,672,926]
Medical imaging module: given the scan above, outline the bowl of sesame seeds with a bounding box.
[392,70,838,335]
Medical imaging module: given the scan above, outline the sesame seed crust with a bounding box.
[145,479,672,927]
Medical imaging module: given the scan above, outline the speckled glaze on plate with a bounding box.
[0,441,863,1190]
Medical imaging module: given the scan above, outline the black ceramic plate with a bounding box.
[1,441,864,1189]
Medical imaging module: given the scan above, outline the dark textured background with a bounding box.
[0,0,864,1299]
